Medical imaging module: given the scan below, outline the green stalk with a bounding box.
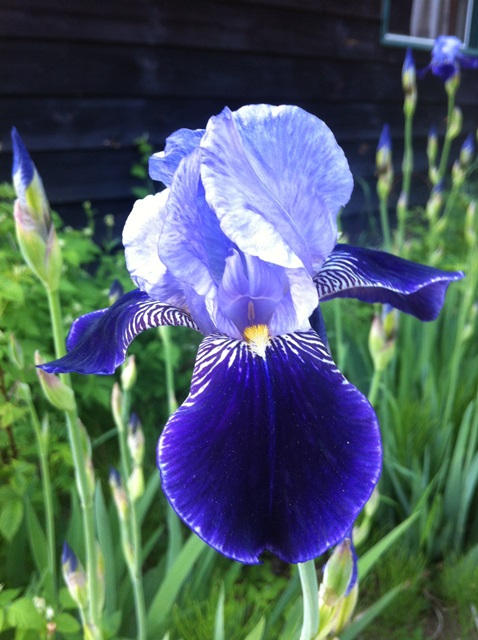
[442,248,477,427]
[367,369,382,408]
[158,326,178,414]
[117,388,147,640]
[298,560,319,640]
[46,288,102,638]
[397,111,414,250]
[437,89,456,182]
[27,398,57,603]
[158,326,182,568]
[378,195,392,253]
[333,300,346,371]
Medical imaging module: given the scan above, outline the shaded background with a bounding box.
[1,0,478,235]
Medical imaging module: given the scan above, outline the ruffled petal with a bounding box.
[40,290,200,375]
[158,331,381,564]
[149,127,205,185]
[123,191,187,308]
[315,244,464,321]
[200,105,353,272]
[158,148,233,297]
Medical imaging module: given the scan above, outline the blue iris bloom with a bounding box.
[423,35,478,81]
[41,105,463,564]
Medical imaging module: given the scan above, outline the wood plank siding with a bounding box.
[1,0,477,232]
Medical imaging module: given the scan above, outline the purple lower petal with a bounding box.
[40,290,199,375]
[315,244,463,321]
[158,331,381,564]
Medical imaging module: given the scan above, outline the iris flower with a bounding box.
[41,105,462,564]
[423,35,478,81]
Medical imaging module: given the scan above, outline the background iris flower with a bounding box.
[41,104,462,564]
[422,35,478,81]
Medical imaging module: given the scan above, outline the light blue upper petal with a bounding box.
[149,127,205,186]
[200,105,353,273]
[123,191,187,308]
[158,148,233,298]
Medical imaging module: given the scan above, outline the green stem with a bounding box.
[27,398,57,603]
[367,369,382,407]
[117,388,147,640]
[158,326,178,414]
[333,300,345,371]
[378,196,392,253]
[397,111,414,249]
[46,288,102,638]
[437,90,456,182]
[442,249,478,427]
[298,560,319,640]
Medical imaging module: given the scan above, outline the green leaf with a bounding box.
[0,606,4,631]
[213,583,225,640]
[24,498,48,577]
[358,511,420,580]
[6,597,45,630]
[0,589,22,606]
[244,617,266,640]
[146,533,206,636]
[55,612,81,633]
[0,498,24,541]
[339,584,403,640]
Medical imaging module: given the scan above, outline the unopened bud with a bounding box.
[108,279,124,306]
[447,106,462,140]
[61,542,88,609]
[11,129,62,290]
[376,125,393,200]
[319,539,355,608]
[121,355,137,391]
[127,465,145,502]
[402,49,417,116]
[451,160,465,188]
[427,126,438,168]
[35,351,76,411]
[127,413,145,465]
[460,133,475,168]
[368,306,397,372]
[364,486,380,518]
[465,200,476,247]
[111,383,123,431]
[426,185,443,225]
[109,467,128,521]
[330,581,359,634]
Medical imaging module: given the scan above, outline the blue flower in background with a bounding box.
[423,35,478,81]
[40,105,463,564]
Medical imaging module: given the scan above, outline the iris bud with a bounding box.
[11,128,62,291]
[111,383,123,431]
[127,413,145,465]
[61,542,88,609]
[121,355,137,391]
[108,279,124,306]
[376,125,393,200]
[109,467,128,521]
[465,200,476,248]
[128,465,145,502]
[319,539,354,607]
[426,185,443,225]
[459,133,475,168]
[447,107,462,140]
[368,305,398,372]
[427,126,438,168]
[329,581,359,634]
[35,351,76,411]
[402,49,417,116]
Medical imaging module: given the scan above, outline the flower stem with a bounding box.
[298,560,319,640]
[117,389,147,640]
[397,110,414,249]
[378,196,392,253]
[438,90,456,182]
[367,368,382,407]
[27,397,57,604]
[158,326,178,414]
[46,288,102,638]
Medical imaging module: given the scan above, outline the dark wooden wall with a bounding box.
[1,0,477,234]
